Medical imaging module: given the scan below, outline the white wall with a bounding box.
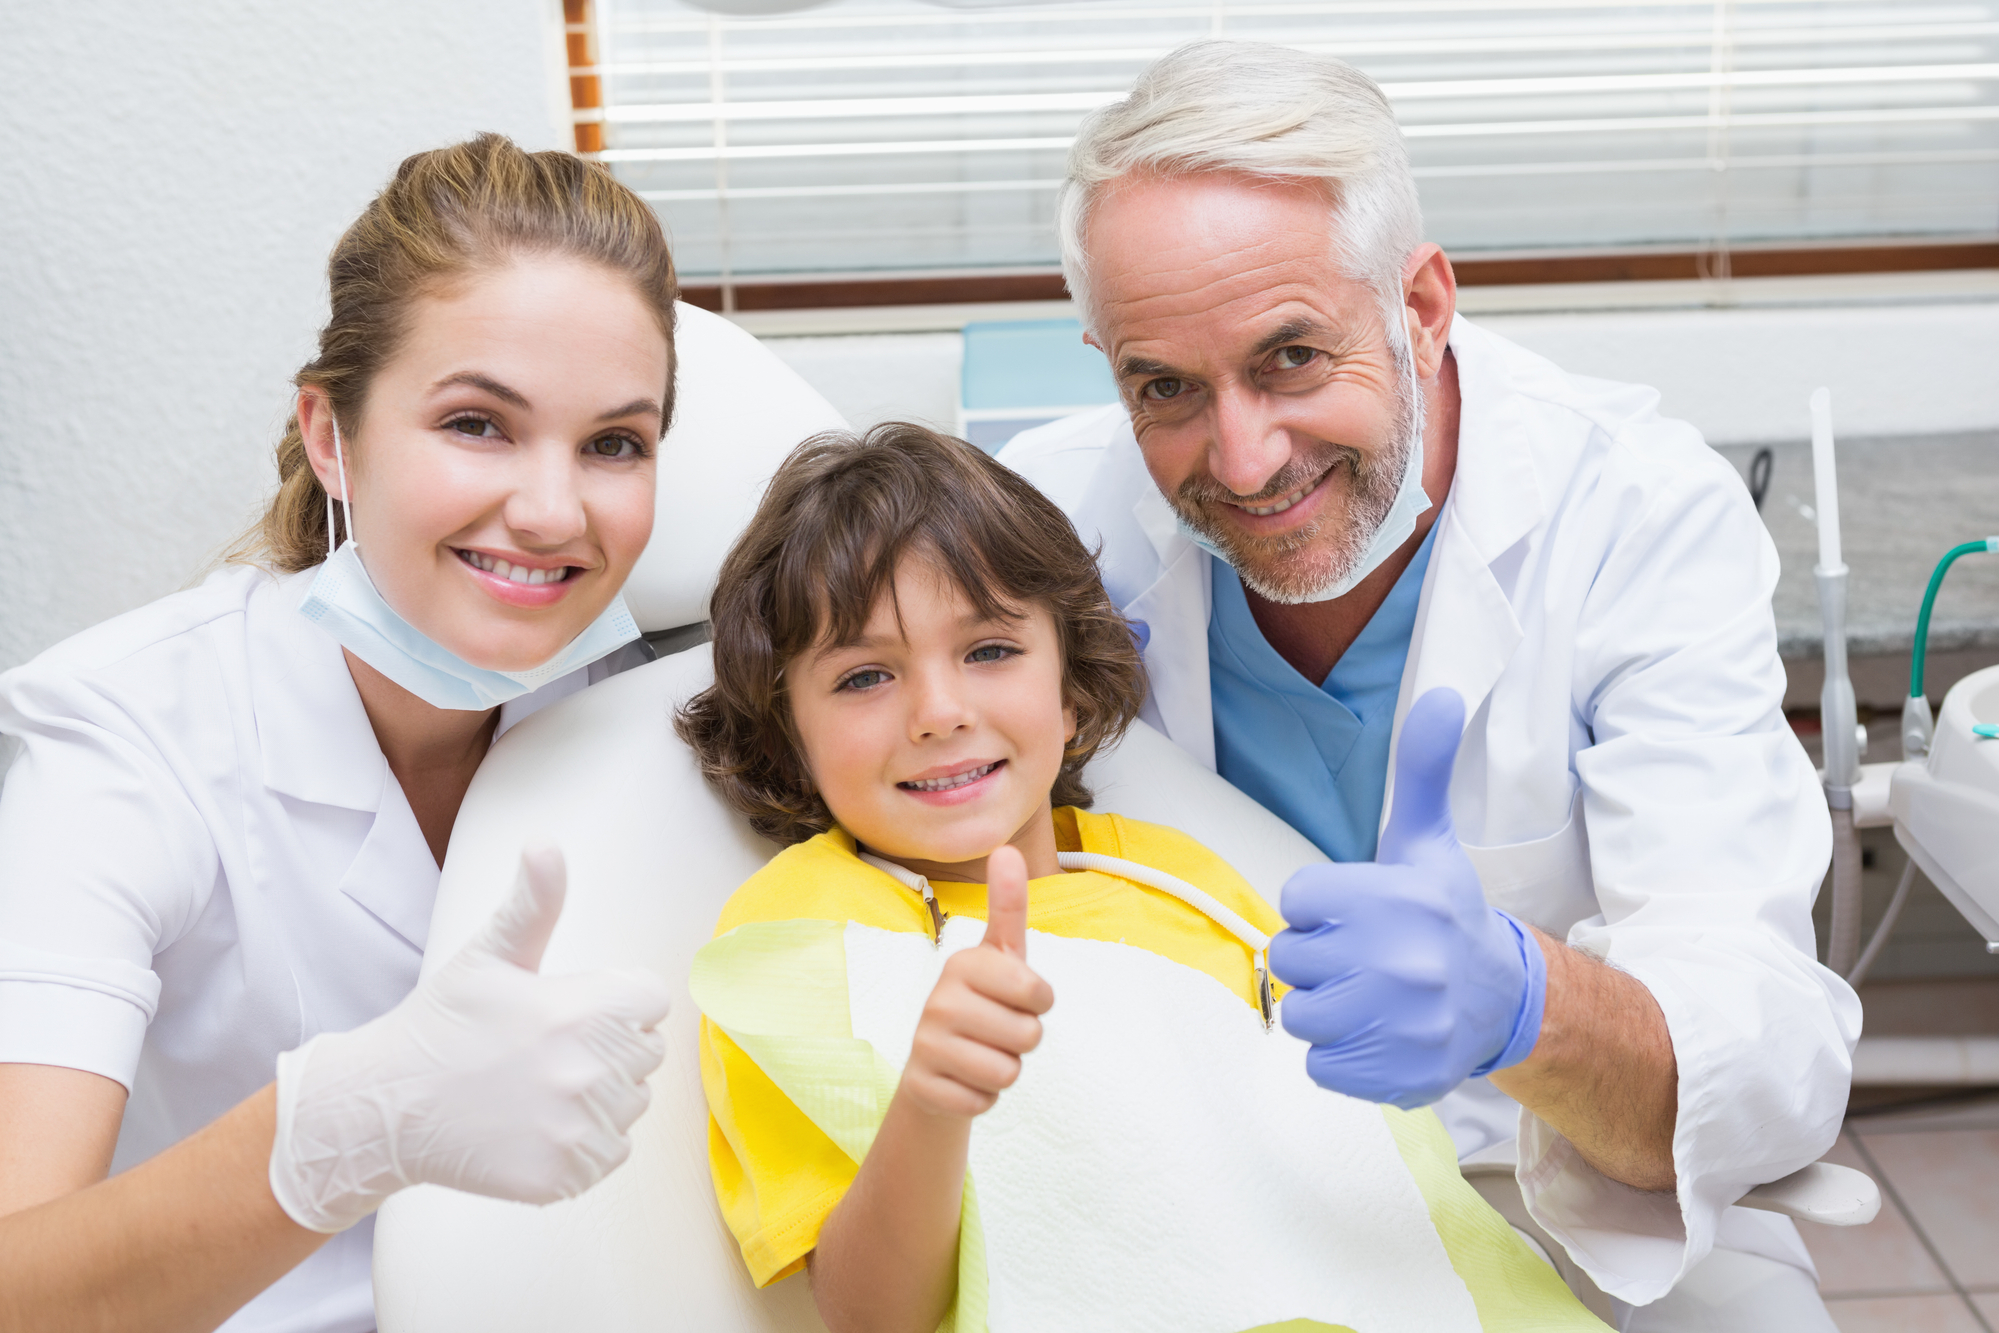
[0,1,566,677]
[1479,302,1999,445]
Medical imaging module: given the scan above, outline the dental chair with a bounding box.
[371,304,1875,1332]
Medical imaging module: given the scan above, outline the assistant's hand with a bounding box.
[899,845,1054,1120]
[268,845,673,1233]
[1269,688,1547,1109]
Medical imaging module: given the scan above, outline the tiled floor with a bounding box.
[1806,1093,1999,1331]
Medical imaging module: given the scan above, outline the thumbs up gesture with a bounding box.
[1268,689,1549,1109]
[269,845,674,1233]
[900,845,1055,1120]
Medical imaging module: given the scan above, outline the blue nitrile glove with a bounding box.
[1269,687,1547,1109]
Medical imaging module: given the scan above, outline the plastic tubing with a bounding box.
[1910,539,1999,701]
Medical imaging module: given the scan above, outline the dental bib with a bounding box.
[693,852,1599,1333]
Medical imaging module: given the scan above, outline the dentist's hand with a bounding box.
[268,845,673,1233]
[1270,688,1547,1109]
[900,845,1053,1120]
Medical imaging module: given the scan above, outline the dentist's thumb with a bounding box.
[981,843,1030,958]
[474,843,569,972]
[1377,688,1467,866]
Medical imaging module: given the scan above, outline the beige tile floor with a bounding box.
[1806,1094,1999,1332]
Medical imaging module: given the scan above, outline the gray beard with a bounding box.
[1170,346,1425,605]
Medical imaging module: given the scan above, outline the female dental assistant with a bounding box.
[0,135,677,1333]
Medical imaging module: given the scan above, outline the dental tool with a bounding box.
[1811,389,1865,978]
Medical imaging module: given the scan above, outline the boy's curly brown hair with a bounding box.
[676,422,1147,846]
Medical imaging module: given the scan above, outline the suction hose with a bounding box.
[1842,538,1999,983]
[1903,538,1999,760]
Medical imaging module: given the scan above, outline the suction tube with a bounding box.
[1903,538,1999,760]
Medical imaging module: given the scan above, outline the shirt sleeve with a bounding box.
[0,658,219,1090]
[1518,427,1861,1305]
[699,1016,859,1286]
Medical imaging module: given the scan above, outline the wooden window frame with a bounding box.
[566,0,604,155]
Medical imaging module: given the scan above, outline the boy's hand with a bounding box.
[900,845,1054,1120]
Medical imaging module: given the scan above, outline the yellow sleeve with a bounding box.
[699,1016,858,1286]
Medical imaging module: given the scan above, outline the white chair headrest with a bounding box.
[621,303,848,633]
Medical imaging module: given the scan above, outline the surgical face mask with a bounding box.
[1177,325,1431,606]
[298,415,640,712]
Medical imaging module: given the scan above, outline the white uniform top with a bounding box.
[0,563,591,1333]
[997,314,1863,1307]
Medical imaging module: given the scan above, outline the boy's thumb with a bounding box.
[981,844,1030,957]
[1378,688,1466,865]
[475,843,568,972]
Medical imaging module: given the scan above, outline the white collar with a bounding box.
[1436,313,1548,568]
[246,566,391,812]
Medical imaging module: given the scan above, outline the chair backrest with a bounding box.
[372,646,1324,1332]
[622,302,847,633]
[372,305,1324,1330]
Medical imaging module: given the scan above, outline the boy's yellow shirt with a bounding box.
[700,806,1284,1286]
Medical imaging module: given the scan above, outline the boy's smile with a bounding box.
[897,758,1006,803]
[786,553,1076,883]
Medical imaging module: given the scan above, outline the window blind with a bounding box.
[573,0,1999,285]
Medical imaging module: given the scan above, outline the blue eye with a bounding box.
[837,668,889,692]
[968,644,1015,664]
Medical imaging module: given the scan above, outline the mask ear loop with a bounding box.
[322,408,354,559]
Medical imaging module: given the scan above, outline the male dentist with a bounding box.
[999,40,1858,1332]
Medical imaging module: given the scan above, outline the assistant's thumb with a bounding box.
[474,843,568,972]
[1378,688,1466,864]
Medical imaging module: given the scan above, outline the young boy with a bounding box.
[679,424,1604,1333]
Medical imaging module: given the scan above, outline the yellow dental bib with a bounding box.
[692,812,1604,1333]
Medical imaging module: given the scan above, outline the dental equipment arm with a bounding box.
[810,847,1052,1333]
[1811,388,1867,977]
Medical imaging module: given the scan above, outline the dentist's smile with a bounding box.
[1222,460,1340,528]
[453,546,585,608]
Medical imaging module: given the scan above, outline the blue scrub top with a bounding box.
[1207,520,1438,863]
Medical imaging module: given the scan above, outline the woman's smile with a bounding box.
[452,546,585,609]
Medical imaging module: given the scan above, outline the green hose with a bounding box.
[1911,539,1999,700]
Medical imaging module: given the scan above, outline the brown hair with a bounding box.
[677,423,1146,846]
[231,132,678,573]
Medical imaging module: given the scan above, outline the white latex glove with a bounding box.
[269,844,672,1233]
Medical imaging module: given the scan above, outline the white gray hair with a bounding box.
[1059,40,1423,334]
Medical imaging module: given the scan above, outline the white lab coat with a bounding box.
[998,314,1862,1306]
[0,563,592,1333]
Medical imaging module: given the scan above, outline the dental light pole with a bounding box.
[1811,387,1864,977]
